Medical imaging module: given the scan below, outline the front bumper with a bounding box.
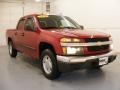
[57,51,117,72]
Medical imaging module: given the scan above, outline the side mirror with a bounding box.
[34,27,38,31]
[79,25,84,30]
[26,25,33,31]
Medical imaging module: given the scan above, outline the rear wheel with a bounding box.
[41,49,61,80]
[8,41,17,57]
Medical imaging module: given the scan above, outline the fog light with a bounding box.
[110,44,113,50]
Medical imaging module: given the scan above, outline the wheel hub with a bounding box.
[9,43,12,54]
[43,55,52,74]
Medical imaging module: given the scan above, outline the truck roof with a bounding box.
[20,14,63,19]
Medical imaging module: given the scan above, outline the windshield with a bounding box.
[37,15,82,29]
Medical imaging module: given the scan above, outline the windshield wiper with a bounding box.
[61,27,77,29]
[42,27,58,29]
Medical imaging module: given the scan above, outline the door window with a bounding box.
[24,18,36,31]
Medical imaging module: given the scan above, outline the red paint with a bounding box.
[6,14,111,59]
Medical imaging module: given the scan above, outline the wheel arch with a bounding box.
[39,42,56,57]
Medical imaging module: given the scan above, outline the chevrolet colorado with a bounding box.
[6,14,117,80]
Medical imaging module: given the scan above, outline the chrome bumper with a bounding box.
[57,51,117,63]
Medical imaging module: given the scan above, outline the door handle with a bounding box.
[15,32,17,35]
[20,33,24,36]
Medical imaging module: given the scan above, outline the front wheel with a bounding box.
[91,63,103,69]
[41,49,61,80]
[8,41,17,57]
[92,65,103,69]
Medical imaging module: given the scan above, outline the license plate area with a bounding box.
[99,57,108,65]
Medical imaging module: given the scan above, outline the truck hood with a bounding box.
[50,29,110,38]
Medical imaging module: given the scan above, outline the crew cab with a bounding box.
[6,14,117,80]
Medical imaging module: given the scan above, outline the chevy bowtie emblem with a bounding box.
[96,42,102,46]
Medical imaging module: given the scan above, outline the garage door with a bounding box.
[0,2,23,46]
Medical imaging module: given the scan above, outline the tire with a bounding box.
[91,63,103,69]
[90,61,103,69]
[41,49,61,80]
[8,41,17,57]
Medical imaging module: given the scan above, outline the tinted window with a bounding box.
[24,18,35,31]
[17,19,24,30]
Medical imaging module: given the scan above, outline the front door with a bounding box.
[21,17,39,58]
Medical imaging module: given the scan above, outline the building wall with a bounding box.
[0,2,23,46]
[0,0,55,46]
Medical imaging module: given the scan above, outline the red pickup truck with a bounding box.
[6,14,117,80]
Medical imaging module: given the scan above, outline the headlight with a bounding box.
[60,38,80,43]
[109,37,113,41]
[109,37,113,50]
[62,46,83,55]
[60,38,83,55]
